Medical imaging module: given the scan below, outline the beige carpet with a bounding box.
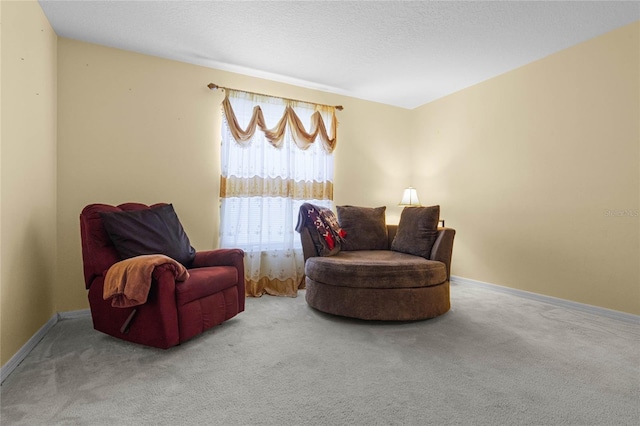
[1,282,638,425]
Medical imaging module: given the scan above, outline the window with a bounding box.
[219,89,337,296]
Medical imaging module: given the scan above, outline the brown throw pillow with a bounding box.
[391,205,440,259]
[337,205,388,251]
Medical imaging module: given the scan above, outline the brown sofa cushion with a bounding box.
[305,250,447,289]
[391,205,440,259]
[337,205,388,251]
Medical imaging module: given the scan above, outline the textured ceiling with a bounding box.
[39,1,640,109]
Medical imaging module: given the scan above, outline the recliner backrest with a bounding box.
[79,202,167,289]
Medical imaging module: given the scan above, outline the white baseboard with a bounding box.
[0,309,91,384]
[59,308,91,320]
[451,275,639,325]
[1,313,58,384]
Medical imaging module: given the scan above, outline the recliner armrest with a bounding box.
[430,228,456,280]
[192,248,246,311]
[192,248,245,269]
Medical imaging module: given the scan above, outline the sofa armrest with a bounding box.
[386,224,398,249]
[430,228,456,280]
[300,227,319,261]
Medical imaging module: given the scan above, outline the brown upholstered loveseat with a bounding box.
[298,205,456,321]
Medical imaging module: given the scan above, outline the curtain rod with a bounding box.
[207,83,344,111]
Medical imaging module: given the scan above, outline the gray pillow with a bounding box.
[391,206,440,258]
[337,205,388,251]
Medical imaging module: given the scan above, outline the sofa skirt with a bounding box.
[305,277,450,321]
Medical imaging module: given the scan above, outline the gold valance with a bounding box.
[222,92,338,153]
[220,176,333,200]
[245,276,305,298]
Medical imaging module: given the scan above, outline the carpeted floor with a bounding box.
[1,282,639,425]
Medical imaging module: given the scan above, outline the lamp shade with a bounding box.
[399,187,421,206]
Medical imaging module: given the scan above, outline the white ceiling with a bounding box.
[39,1,640,109]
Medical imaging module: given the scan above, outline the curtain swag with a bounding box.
[222,93,338,153]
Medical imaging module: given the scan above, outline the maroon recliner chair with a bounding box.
[80,202,245,349]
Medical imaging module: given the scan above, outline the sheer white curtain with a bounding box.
[219,90,335,296]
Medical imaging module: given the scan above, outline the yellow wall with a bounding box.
[1,0,58,365]
[411,21,639,314]
[1,3,638,368]
[55,38,412,312]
